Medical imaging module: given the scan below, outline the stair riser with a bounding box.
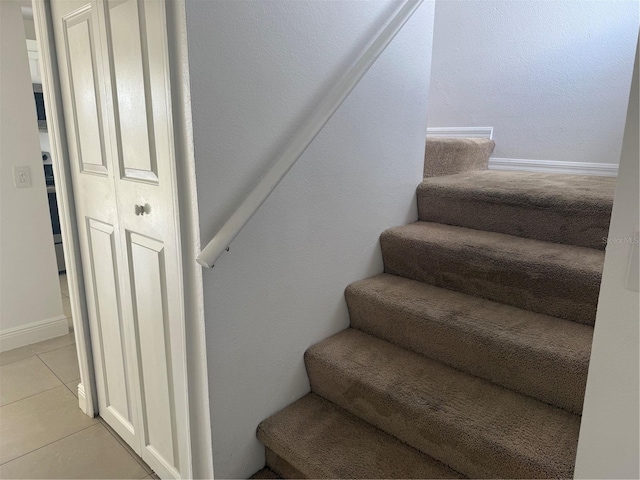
[346,285,591,414]
[424,138,495,177]
[305,347,579,479]
[265,448,305,479]
[417,191,610,250]
[257,393,462,479]
[380,233,602,325]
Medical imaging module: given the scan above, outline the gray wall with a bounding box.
[428,0,638,164]
[575,38,639,479]
[185,1,435,477]
[0,0,64,347]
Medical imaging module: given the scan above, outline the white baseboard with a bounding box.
[427,126,493,139]
[77,382,93,416]
[488,158,618,177]
[0,315,69,352]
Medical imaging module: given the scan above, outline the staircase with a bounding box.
[253,137,616,479]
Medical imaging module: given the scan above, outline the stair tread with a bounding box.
[257,393,462,479]
[385,221,604,272]
[346,273,592,413]
[306,329,581,479]
[381,221,604,324]
[417,170,615,249]
[419,170,615,209]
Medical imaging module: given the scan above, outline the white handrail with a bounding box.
[197,0,423,268]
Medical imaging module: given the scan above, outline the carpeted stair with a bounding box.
[254,137,616,479]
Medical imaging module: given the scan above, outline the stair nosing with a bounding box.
[418,171,615,210]
[346,272,593,361]
[257,393,464,479]
[306,329,581,479]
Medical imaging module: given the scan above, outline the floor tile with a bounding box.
[0,356,62,406]
[38,344,80,383]
[65,380,80,397]
[30,332,75,355]
[0,345,35,367]
[59,274,69,298]
[99,418,152,475]
[0,423,148,479]
[0,385,97,464]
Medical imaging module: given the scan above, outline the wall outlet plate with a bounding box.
[13,166,32,188]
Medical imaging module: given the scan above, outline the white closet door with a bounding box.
[50,1,189,478]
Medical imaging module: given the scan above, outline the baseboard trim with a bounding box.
[0,315,69,352]
[77,382,92,416]
[427,126,493,139]
[488,158,618,177]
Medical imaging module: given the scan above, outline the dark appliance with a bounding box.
[43,152,65,273]
[34,84,47,130]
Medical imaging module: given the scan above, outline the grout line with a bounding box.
[0,352,38,368]
[0,383,64,409]
[0,354,68,407]
[62,378,81,397]
[1,334,76,367]
[97,417,154,475]
[0,423,98,466]
[35,352,75,389]
[33,338,77,356]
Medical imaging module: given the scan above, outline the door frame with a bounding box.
[31,1,213,478]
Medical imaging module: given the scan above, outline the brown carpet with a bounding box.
[381,222,603,325]
[418,170,616,249]
[423,137,495,177]
[254,138,610,479]
[257,393,461,479]
[250,465,281,479]
[306,329,581,479]
[346,273,592,414]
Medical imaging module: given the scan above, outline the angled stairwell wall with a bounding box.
[186,2,436,477]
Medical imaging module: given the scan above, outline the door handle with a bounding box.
[135,204,150,216]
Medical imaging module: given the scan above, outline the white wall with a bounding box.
[185,1,435,477]
[0,0,66,350]
[574,38,639,479]
[427,0,638,164]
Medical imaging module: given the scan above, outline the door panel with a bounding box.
[104,0,159,183]
[86,219,134,433]
[62,7,107,175]
[128,232,178,475]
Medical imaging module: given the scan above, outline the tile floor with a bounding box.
[0,275,157,479]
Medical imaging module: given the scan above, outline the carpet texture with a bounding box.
[418,170,616,249]
[381,222,603,325]
[346,273,592,414]
[306,329,581,480]
[250,465,281,479]
[257,393,461,479]
[254,138,610,479]
[423,137,495,177]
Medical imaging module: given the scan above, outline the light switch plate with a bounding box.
[13,166,32,188]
